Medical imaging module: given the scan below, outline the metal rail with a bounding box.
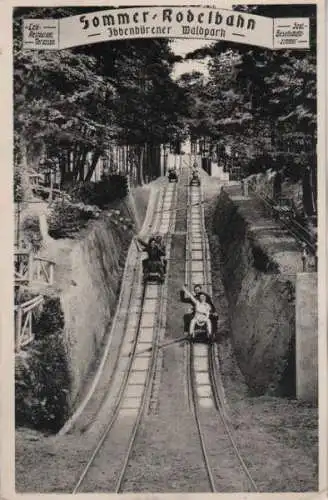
[186,343,217,492]
[115,182,178,492]
[185,163,258,492]
[208,346,258,491]
[114,280,165,492]
[72,181,177,493]
[201,180,258,492]
[185,158,217,492]
[72,279,148,492]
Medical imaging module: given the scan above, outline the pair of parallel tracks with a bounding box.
[72,179,178,493]
[72,155,258,493]
[185,156,258,493]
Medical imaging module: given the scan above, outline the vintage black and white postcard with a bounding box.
[1,0,327,498]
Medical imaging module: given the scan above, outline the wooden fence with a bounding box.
[31,257,55,285]
[14,250,33,285]
[14,251,55,287]
[14,295,44,352]
[14,252,56,351]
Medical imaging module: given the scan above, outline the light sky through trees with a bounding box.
[170,39,210,79]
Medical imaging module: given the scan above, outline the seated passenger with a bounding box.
[154,234,167,273]
[180,284,217,333]
[180,284,215,310]
[136,236,165,274]
[182,286,212,338]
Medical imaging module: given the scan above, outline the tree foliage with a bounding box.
[14,4,317,211]
[13,7,187,190]
[179,4,316,188]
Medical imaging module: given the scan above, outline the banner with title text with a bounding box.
[22,7,310,51]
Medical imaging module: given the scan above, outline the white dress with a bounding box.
[194,302,211,322]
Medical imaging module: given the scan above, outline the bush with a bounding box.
[15,297,71,433]
[15,289,35,304]
[34,297,64,340]
[71,175,129,208]
[47,198,101,239]
[21,215,43,253]
[14,169,23,202]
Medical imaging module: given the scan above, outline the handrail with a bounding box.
[21,296,44,312]
[33,256,56,265]
[32,185,62,194]
[14,250,30,256]
[17,295,43,310]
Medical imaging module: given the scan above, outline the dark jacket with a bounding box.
[147,246,165,261]
[137,237,165,261]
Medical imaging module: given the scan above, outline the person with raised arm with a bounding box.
[182,285,212,339]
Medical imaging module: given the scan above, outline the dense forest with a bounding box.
[180,5,316,179]
[14,5,317,214]
[14,6,187,196]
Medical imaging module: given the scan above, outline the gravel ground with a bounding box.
[15,171,318,493]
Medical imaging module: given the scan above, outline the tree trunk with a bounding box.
[19,138,33,201]
[303,167,315,217]
[71,144,80,181]
[144,143,151,181]
[136,145,145,185]
[59,153,67,189]
[78,148,89,181]
[48,172,54,203]
[84,149,101,182]
[155,144,161,178]
[130,145,138,186]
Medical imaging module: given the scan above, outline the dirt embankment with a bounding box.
[59,187,151,406]
[18,186,151,416]
[211,185,301,396]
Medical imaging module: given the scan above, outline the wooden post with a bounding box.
[37,260,41,282]
[48,170,54,203]
[49,263,54,285]
[15,307,22,352]
[15,202,21,248]
[28,252,33,283]
[27,310,33,343]
[19,254,24,277]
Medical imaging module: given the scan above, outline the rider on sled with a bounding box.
[135,235,165,275]
[180,284,217,336]
[182,285,212,339]
[192,161,198,173]
[154,234,167,273]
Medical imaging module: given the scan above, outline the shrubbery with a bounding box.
[21,215,43,253]
[15,297,71,433]
[70,174,129,208]
[47,197,101,239]
[47,175,130,239]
